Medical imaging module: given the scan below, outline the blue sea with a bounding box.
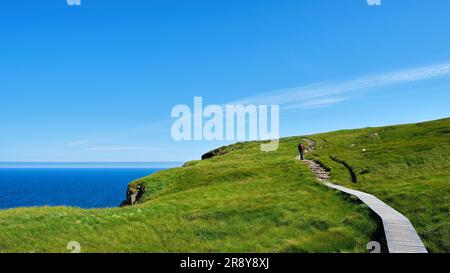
[0,162,181,209]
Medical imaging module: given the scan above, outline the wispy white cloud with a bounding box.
[283,97,351,109]
[233,62,450,109]
[67,140,88,146]
[94,62,450,142]
[86,146,165,151]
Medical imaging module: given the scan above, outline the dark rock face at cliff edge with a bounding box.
[120,185,146,207]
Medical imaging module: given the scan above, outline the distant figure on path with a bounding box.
[298,143,305,160]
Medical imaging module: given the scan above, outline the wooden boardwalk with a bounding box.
[300,156,428,253]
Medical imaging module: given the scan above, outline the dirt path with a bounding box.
[298,139,428,253]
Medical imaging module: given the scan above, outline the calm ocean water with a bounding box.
[0,163,180,209]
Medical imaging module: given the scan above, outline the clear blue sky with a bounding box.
[1,0,449,162]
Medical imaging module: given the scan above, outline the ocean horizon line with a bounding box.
[0,162,184,169]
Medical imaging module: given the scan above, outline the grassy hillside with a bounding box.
[0,118,448,253]
[0,143,377,253]
[306,117,450,252]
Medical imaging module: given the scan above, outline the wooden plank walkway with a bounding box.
[299,156,428,253]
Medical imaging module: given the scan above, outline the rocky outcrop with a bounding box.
[120,184,146,207]
[201,147,228,160]
[201,143,244,160]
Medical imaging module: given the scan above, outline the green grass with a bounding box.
[306,117,450,253]
[0,139,377,253]
[0,118,448,253]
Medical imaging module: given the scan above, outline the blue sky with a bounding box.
[1,0,450,162]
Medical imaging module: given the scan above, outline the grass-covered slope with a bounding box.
[306,118,450,252]
[0,118,447,253]
[0,140,377,253]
